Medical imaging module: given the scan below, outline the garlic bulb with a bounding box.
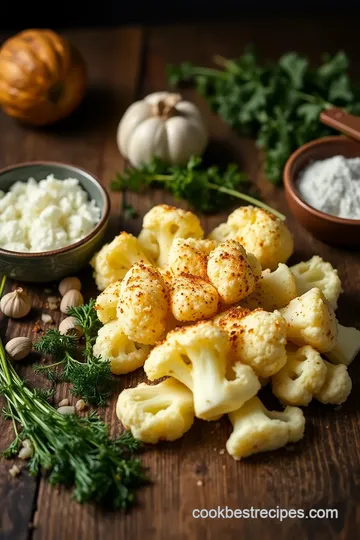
[117,91,208,167]
[5,337,32,361]
[59,316,83,338]
[0,288,31,318]
[59,276,82,296]
[60,289,84,314]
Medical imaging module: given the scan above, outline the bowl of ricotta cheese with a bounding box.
[0,161,110,282]
[283,136,360,248]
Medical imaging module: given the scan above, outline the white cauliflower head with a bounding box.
[325,323,360,366]
[168,238,215,279]
[90,232,151,290]
[290,256,342,310]
[208,206,294,271]
[280,288,338,353]
[117,262,169,345]
[207,240,261,304]
[93,320,151,375]
[169,273,219,322]
[95,280,122,324]
[138,204,204,268]
[226,396,305,460]
[116,378,194,443]
[216,307,287,378]
[315,361,352,405]
[242,264,297,311]
[272,345,327,406]
[144,321,260,421]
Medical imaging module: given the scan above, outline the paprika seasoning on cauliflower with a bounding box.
[95,280,122,324]
[169,272,219,322]
[168,237,215,279]
[242,263,297,311]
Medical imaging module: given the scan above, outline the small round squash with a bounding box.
[0,29,87,126]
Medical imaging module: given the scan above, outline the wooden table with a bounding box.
[1,17,360,540]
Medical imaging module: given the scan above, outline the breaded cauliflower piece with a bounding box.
[226,396,305,460]
[208,206,294,271]
[168,238,215,279]
[207,240,261,304]
[242,264,297,311]
[117,262,169,345]
[93,320,151,375]
[272,345,327,406]
[290,256,342,310]
[315,361,352,405]
[138,204,204,268]
[90,232,151,291]
[280,288,338,353]
[326,323,360,366]
[169,273,219,322]
[94,280,122,324]
[144,321,260,421]
[216,307,287,378]
[116,378,194,443]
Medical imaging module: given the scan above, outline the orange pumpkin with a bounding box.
[0,29,87,126]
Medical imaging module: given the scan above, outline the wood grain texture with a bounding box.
[0,17,360,540]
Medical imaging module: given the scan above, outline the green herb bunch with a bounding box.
[34,300,115,406]
[167,51,360,183]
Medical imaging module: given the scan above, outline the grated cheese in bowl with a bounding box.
[0,175,101,252]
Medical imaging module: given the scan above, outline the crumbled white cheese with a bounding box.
[0,175,101,252]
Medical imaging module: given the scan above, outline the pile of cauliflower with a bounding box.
[90,204,360,460]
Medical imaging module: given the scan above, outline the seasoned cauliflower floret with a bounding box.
[290,256,342,310]
[280,288,338,353]
[144,321,260,421]
[226,396,305,460]
[207,240,261,304]
[95,280,122,324]
[90,232,151,290]
[93,320,151,375]
[117,262,169,345]
[216,307,287,378]
[326,323,360,366]
[168,238,215,279]
[242,264,297,311]
[272,345,327,406]
[209,206,293,271]
[116,378,194,443]
[315,361,352,405]
[169,273,219,322]
[138,204,204,268]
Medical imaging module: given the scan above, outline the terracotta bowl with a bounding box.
[0,161,110,282]
[283,136,360,248]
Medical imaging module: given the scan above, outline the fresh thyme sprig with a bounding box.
[112,156,285,220]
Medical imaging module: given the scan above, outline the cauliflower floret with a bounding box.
[325,323,360,366]
[272,345,327,406]
[216,307,287,378]
[93,320,151,374]
[116,378,194,443]
[138,204,204,268]
[226,396,305,460]
[242,264,297,311]
[208,206,294,271]
[279,288,338,352]
[315,361,352,405]
[207,240,261,304]
[290,256,342,310]
[90,232,151,290]
[144,321,260,421]
[95,281,122,323]
[117,262,169,345]
[168,238,215,279]
[169,273,219,322]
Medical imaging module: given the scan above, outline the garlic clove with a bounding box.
[60,289,84,314]
[59,316,83,338]
[5,337,32,361]
[0,288,31,319]
[57,405,75,415]
[59,276,82,297]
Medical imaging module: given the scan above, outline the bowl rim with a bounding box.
[284,135,360,226]
[0,160,111,258]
